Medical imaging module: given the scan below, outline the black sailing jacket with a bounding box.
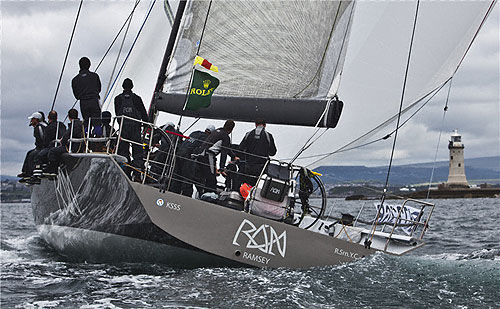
[239,126,277,165]
[202,128,235,169]
[114,90,148,124]
[33,122,47,150]
[44,121,66,148]
[71,69,101,100]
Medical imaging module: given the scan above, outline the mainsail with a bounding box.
[154,0,355,128]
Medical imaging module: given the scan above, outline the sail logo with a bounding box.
[232,219,286,258]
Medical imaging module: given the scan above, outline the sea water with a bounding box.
[1,199,499,308]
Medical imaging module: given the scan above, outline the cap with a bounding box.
[28,112,42,120]
[205,124,216,133]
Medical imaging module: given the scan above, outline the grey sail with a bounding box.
[154,0,355,127]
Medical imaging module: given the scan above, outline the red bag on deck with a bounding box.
[239,183,252,199]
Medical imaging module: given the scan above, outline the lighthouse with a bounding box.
[447,129,469,187]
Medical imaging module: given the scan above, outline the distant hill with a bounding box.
[400,156,500,171]
[2,156,498,186]
[316,156,500,186]
[1,175,19,181]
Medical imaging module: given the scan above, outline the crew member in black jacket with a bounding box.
[72,57,101,131]
[114,78,148,173]
[171,124,215,196]
[33,110,66,176]
[19,112,47,181]
[239,119,277,186]
[45,109,83,175]
[198,120,238,193]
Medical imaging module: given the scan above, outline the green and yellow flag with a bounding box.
[185,69,220,111]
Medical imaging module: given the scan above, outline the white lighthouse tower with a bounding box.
[447,129,469,187]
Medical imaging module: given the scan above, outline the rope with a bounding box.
[380,0,420,207]
[295,1,494,169]
[452,1,497,76]
[366,0,421,247]
[65,0,143,120]
[102,0,157,110]
[182,117,201,135]
[380,0,420,205]
[94,0,142,72]
[123,162,157,181]
[302,80,449,166]
[169,0,214,190]
[292,2,343,98]
[289,99,332,164]
[103,0,139,101]
[51,0,83,111]
[426,78,453,199]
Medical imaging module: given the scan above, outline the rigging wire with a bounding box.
[292,2,343,98]
[103,0,139,101]
[64,0,143,120]
[94,0,142,73]
[182,117,201,134]
[452,0,497,77]
[426,77,453,199]
[101,0,157,111]
[50,0,84,111]
[289,102,331,164]
[179,0,213,114]
[166,0,214,190]
[303,80,449,166]
[367,1,422,247]
[296,1,495,169]
[380,0,421,206]
[289,2,356,164]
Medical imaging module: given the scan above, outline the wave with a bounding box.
[422,248,500,261]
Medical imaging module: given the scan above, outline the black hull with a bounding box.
[31,154,239,267]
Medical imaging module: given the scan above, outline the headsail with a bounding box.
[154,0,356,128]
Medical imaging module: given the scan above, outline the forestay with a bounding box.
[155,0,355,128]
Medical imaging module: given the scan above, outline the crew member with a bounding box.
[72,57,101,131]
[33,110,66,176]
[114,78,148,176]
[101,111,114,139]
[96,111,115,152]
[171,124,215,196]
[18,112,47,182]
[45,109,84,175]
[150,122,182,179]
[198,120,237,193]
[239,119,277,186]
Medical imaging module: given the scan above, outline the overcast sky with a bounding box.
[1,1,498,177]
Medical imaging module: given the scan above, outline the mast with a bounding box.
[148,0,188,123]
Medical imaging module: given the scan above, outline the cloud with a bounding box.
[1,1,498,177]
